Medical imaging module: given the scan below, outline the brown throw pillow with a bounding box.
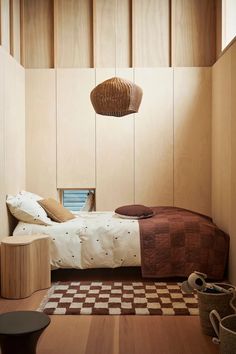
[115,204,154,219]
[38,198,75,223]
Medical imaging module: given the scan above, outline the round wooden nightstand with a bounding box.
[0,235,51,299]
[0,311,50,354]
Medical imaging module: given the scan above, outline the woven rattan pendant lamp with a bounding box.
[90,77,142,117]
[90,1,143,117]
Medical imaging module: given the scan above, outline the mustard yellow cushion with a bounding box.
[38,198,75,223]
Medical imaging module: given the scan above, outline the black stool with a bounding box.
[0,311,50,354]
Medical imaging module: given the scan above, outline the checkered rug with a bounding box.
[38,281,199,316]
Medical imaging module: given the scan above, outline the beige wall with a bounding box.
[212,40,236,284]
[0,46,25,239]
[25,67,212,216]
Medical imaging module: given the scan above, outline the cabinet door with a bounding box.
[212,54,231,229]
[96,69,134,211]
[26,69,57,199]
[57,69,95,189]
[135,68,173,206]
[174,68,212,216]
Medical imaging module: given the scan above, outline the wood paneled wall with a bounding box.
[54,0,93,68]
[132,0,169,67]
[25,67,212,216]
[96,69,134,210]
[0,0,21,62]
[212,51,231,233]
[0,0,10,51]
[25,70,57,199]
[174,68,212,215]
[230,42,236,285]
[171,0,216,66]
[56,69,95,189]
[22,0,54,68]
[134,68,173,206]
[212,40,236,284]
[21,0,218,68]
[10,0,21,61]
[0,46,25,239]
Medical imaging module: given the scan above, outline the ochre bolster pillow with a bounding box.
[38,198,75,223]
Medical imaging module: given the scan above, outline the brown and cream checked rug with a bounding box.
[38,281,199,316]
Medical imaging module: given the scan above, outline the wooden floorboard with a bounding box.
[0,270,219,354]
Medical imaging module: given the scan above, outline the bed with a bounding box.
[13,211,141,269]
[13,206,229,280]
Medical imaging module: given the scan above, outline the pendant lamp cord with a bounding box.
[115,0,117,77]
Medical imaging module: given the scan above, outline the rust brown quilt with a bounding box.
[138,207,229,280]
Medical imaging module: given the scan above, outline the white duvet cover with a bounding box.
[13,212,141,269]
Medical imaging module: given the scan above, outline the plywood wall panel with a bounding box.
[116,0,131,67]
[211,42,236,284]
[229,42,236,284]
[25,70,57,199]
[10,0,21,62]
[172,0,216,66]
[93,0,131,67]
[135,68,173,206]
[0,48,25,238]
[20,0,218,68]
[96,68,134,210]
[55,0,93,68]
[22,0,54,68]
[57,69,95,189]
[5,55,25,195]
[216,0,222,59]
[0,48,7,239]
[174,68,212,216]
[212,51,231,232]
[132,0,169,67]
[0,0,10,51]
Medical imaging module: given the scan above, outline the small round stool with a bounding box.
[0,311,50,354]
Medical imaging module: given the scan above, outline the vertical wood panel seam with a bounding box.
[94,68,97,209]
[9,0,13,56]
[229,51,232,226]
[55,68,58,198]
[51,0,55,68]
[53,0,57,68]
[128,0,132,68]
[2,51,6,221]
[92,0,96,68]
[0,0,2,45]
[91,0,94,68]
[172,66,175,208]
[133,67,135,203]
[20,0,24,65]
[131,0,134,68]
[169,0,172,67]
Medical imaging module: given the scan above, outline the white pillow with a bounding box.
[6,193,53,225]
[19,190,43,201]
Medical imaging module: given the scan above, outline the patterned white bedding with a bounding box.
[13,212,141,269]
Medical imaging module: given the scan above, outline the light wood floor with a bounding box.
[0,269,219,354]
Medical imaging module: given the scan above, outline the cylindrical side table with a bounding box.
[1,235,51,299]
[0,311,50,354]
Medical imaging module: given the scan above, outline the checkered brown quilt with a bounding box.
[139,207,229,280]
[39,281,199,316]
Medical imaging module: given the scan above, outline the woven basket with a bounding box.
[197,284,235,336]
[220,314,236,354]
[90,77,143,117]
